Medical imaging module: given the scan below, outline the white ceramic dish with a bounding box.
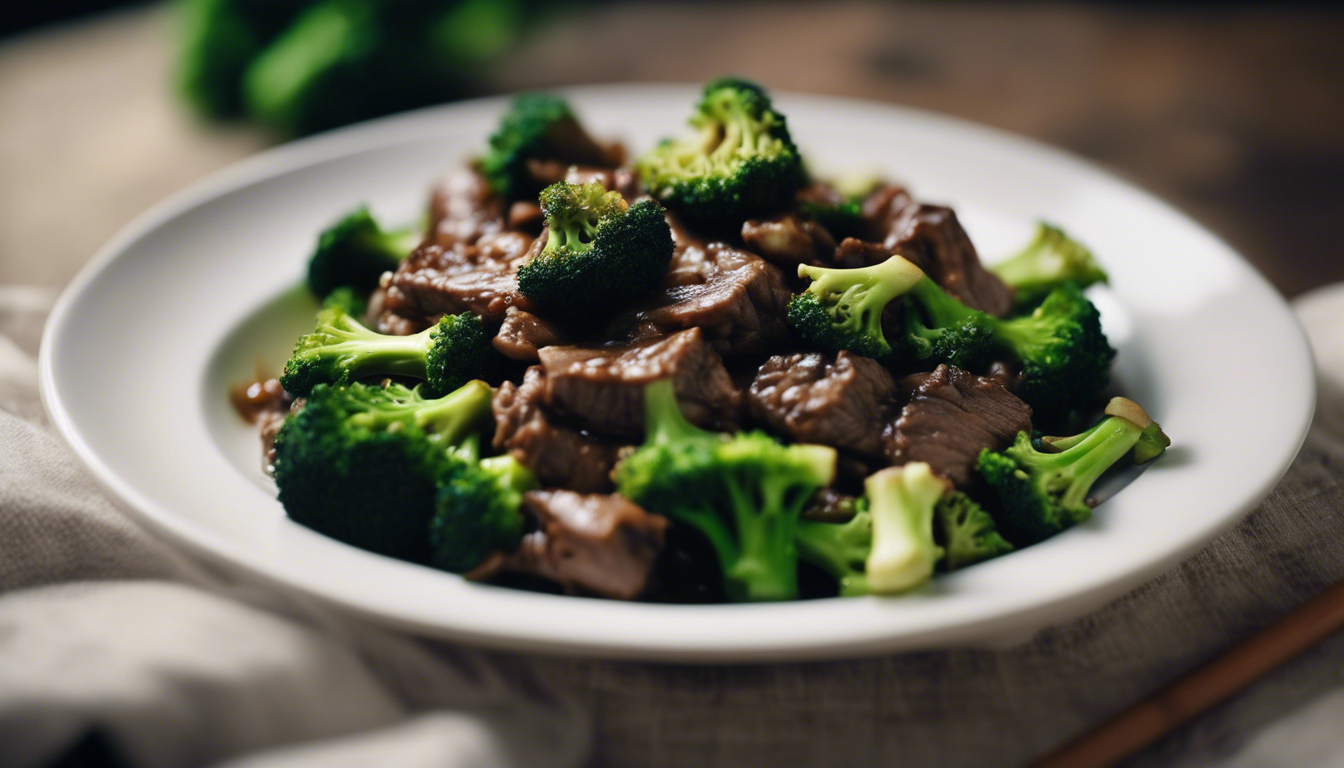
[40,85,1314,661]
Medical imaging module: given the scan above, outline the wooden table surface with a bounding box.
[2,2,1341,296]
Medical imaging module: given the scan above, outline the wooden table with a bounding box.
[2,2,1341,293]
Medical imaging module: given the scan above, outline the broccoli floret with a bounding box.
[516,182,674,316]
[637,77,805,228]
[788,252,1115,409]
[935,491,1014,570]
[479,93,572,199]
[785,255,926,360]
[240,0,382,135]
[272,380,493,562]
[898,305,996,372]
[306,206,418,300]
[615,378,836,602]
[176,0,307,118]
[977,398,1168,545]
[280,307,498,397]
[478,93,616,200]
[430,454,536,573]
[796,503,872,597]
[239,0,529,136]
[991,223,1109,308]
[900,272,1115,411]
[797,467,1009,594]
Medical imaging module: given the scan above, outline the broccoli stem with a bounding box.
[864,463,947,594]
[671,501,739,572]
[641,377,705,444]
[1018,416,1145,510]
[548,216,599,253]
[909,275,1066,360]
[796,515,871,597]
[303,309,435,381]
[348,379,493,445]
[906,276,981,328]
[983,310,1059,359]
[722,476,807,602]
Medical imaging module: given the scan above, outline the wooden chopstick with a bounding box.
[1032,578,1344,768]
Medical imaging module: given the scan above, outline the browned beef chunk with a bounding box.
[796,182,849,210]
[561,165,643,200]
[229,377,295,476]
[833,237,894,269]
[740,213,837,267]
[748,351,897,458]
[493,306,570,363]
[537,328,742,441]
[611,241,793,357]
[884,364,1032,487]
[381,167,540,332]
[506,118,625,199]
[469,490,666,600]
[506,201,544,234]
[378,236,534,331]
[493,367,622,492]
[531,118,625,171]
[860,184,1014,317]
[985,359,1025,394]
[428,167,508,244]
[860,184,914,239]
[525,158,631,193]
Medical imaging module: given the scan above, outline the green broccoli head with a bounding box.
[977,401,1166,545]
[898,276,1114,412]
[796,502,873,597]
[479,92,572,199]
[786,254,926,361]
[306,206,418,300]
[991,223,1109,308]
[478,93,616,200]
[280,308,499,398]
[516,182,674,316]
[238,0,531,136]
[897,302,995,372]
[240,0,383,136]
[429,454,536,573]
[424,312,501,395]
[272,380,493,562]
[989,282,1115,411]
[177,0,309,118]
[615,378,837,602]
[934,491,1014,570]
[637,77,805,229]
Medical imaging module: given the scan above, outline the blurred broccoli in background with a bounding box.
[177,0,542,136]
[177,0,309,118]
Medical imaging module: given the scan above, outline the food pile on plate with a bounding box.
[239,78,1169,604]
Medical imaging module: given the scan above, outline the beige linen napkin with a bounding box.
[2,282,1342,768]
[0,286,589,768]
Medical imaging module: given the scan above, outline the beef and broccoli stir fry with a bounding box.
[236,78,1169,603]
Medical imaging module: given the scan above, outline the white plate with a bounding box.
[39,85,1314,661]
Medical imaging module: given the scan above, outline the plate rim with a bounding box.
[38,84,1317,661]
